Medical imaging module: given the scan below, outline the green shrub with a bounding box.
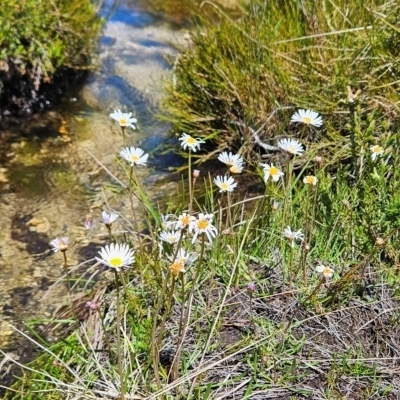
[161,0,400,157]
[0,0,103,106]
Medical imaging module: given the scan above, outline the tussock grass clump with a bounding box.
[162,0,400,158]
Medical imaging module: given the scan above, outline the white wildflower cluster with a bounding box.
[157,210,217,276]
[159,211,218,245]
[50,108,338,283]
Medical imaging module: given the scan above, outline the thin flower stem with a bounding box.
[151,232,185,386]
[170,275,183,381]
[106,226,113,243]
[151,270,170,389]
[129,166,141,245]
[131,165,155,240]
[169,234,206,382]
[300,186,312,285]
[121,126,126,146]
[156,276,176,351]
[188,150,193,214]
[114,271,125,400]
[226,191,232,229]
[281,158,293,248]
[288,244,294,287]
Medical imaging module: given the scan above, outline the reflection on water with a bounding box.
[136,0,244,23]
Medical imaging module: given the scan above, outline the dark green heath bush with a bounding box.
[0,0,103,112]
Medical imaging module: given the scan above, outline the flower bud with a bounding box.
[247,282,256,294]
[314,156,323,165]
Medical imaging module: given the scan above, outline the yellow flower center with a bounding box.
[322,267,332,276]
[181,215,190,225]
[288,146,296,153]
[187,136,196,145]
[130,155,139,162]
[302,116,312,124]
[197,219,209,230]
[119,118,128,126]
[372,145,382,153]
[221,183,229,190]
[269,166,279,176]
[305,176,316,185]
[230,165,239,173]
[109,257,123,267]
[170,261,184,276]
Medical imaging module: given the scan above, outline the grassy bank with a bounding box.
[2,101,400,399]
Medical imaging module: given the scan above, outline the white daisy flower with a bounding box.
[370,145,384,161]
[303,175,318,186]
[277,138,305,156]
[84,213,94,230]
[175,213,196,230]
[95,243,135,272]
[283,226,304,247]
[260,163,284,182]
[178,133,205,152]
[102,211,119,226]
[218,151,243,166]
[214,175,237,192]
[160,230,181,244]
[290,109,323,127]
[168,248,198,266]
[316,265,334,279]
[189,213,218,243]
[120,146,149,166]
[160,214,176,230]
[110,109,137,129]
[230,163,244,174]
[50,237,69,252]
